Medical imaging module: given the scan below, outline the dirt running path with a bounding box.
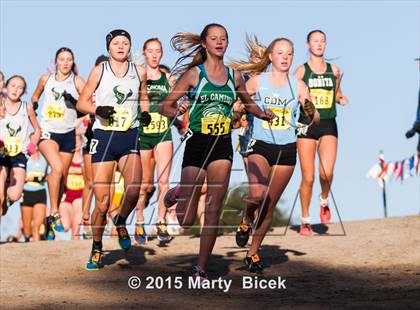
[1,216,419,309]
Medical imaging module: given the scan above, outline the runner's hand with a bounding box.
[177,100,189,115]
[95,106,115,119]
[259,108,276,121]
[140,111,152,126]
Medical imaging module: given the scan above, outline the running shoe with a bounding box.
[134,223,148,244]
[144,186,156,209]
[299,222,313,236]
[52,212,64,232]
[164,185,180,209]
[320,205,331,224]
[235,223,252,248]
[116,225,131,251]
[45,216,56,240]
[86,249,102,270]
[244,254,264,273]
[192,265,208,280]
[156,222,171,242]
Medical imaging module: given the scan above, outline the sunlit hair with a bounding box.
[230,36,294,75]
[5,75,27,94]
[55,47,78,75]
[170,23,228,76]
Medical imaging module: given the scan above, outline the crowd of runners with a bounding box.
[0,24,348,278]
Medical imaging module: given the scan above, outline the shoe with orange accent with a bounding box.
[116,226,131,251]
[156,222,171,242]
[236,223,252,248]
[86,249,102,270]
[300,222,313,236]
[134,223,148,244]
[244,254,263,273]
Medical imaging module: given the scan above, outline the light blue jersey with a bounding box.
[23,155,48,191]
[251,74,300,145]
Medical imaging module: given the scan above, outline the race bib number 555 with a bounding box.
[201,114,231,135]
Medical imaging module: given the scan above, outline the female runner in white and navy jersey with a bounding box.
[77,29,151,270]
[32,47,85,231]
[1,76,41,217]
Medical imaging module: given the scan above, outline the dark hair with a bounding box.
[0,71,4,80]
[171,23,228,76]
[55,47,78,75]
[143,38,163,51]
[307,30,326,43]
[95,54,109,66]
[159,64,171,74]
[5,75,27,94]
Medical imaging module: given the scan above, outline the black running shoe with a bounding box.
[244,254,264,273]
[236,223,252,247]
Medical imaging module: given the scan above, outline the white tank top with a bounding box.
[0,101,31,157]
[93,61,140,131]
[41,73,78,134]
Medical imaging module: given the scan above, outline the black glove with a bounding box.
[405,120,420,139]
[303,99,316,118]
[32,101,39,110]
[140,111,152,127]
[96,106,116,119]
[62,91,77,109]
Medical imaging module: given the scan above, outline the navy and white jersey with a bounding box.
[93,61,140,131]
[0,101,31,156]
[41,73,79,134]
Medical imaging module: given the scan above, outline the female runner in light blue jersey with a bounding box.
[231,37,319,273]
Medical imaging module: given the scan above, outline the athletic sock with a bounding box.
[92,240,103,251]
[301,217,311,224]
[113,215,126,226]
[319,195,329,207]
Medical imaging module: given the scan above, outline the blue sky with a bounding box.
[1,0,419,239]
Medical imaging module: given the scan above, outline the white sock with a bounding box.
[319,195,329,207]
[301,217,311,224]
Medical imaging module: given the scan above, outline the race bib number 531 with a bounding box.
[201,114,231,135]
[262,107,291,130]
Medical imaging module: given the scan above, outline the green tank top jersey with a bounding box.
[188,64,237,135]
[139,72,171,137]
[302,62,337,119]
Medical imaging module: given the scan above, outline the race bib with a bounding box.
[67,174,85,190]
[103,108,132,131]
[201,114,231,135]
[3,136,23,157]
[262,107,291,130]
[44,104,65,120]
[143,112,168,134]
[310,88,334,109]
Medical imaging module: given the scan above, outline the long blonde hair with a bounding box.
[171,23,228,76]
[230,36,294,75]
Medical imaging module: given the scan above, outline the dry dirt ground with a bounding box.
[1,216,419,309]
